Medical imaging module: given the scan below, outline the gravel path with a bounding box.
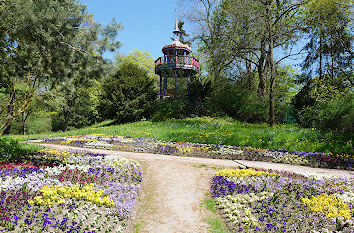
[36,143,354,233]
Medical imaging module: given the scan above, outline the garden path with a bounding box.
[36,143,353,233]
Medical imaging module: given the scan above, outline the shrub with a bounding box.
[294,76,353,133]
[151,98,191,121]
[0,137,38,162]
[208,80,268,123]
[100,62,157,123]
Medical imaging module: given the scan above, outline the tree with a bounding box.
[0,0,121,134]
[301,0,353,80]
[182,0,304,127]
[100,62,157,123]
[115,50,157,78]
[293,75,353,132]
[180,0,225,81]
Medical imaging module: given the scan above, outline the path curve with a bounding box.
[36,143,354,233]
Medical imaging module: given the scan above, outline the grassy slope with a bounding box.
[9,117,353,155]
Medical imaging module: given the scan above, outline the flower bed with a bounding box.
[211,168,354,232]
[0,149,142,232]
[30,134,353,170]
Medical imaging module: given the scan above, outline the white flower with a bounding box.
[0,176,24,191]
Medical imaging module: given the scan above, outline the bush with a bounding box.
[0,137,38,162]
[208,80,268,123]
[151,98,191,121]
[299,92,354,133]
[100,62,157,123]
[293,76,353,133]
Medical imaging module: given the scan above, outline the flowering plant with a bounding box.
[211,167,354,232]
[0,149,141,232]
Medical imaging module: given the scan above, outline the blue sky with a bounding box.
[80,0,181,61]
[79,0,303,68]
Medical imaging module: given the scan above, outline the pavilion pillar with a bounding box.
[175,71,178,97]
[159,75,162,99]
[163,76,167,97]
[187,73,190,97]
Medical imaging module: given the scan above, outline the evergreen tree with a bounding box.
[100,62,157,123]
[0,0,121,134]
[301,0,353,80]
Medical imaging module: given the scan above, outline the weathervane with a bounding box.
[173,18,180,42]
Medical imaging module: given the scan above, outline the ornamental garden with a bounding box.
[32,134,353,170]
[0,148,142,232]
[0,134,352,232]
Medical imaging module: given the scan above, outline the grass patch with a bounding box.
[206,218,230,233]
[202,198,217,212]
[194,164,226,171]
[201,193,230,233]
[0,137,43,162]
[9,117,353,155]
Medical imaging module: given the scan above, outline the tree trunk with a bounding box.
[3,91,15,135]
[22,111,27,135]
[267,0,276,127]
[246,54,253,91]
[63,97,72,131]
[330,36,334,79]
[257,37,268,99]
[319,36,322,79]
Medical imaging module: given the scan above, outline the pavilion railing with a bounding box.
[155,55,200,72]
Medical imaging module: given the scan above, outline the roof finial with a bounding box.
[173,18,180,41]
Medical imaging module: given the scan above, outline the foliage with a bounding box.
[187,0,304,126]
[170,19,191,45]
[12,111,54,135]
[152,98,190,122]
[0,0,121,134]
[115,50,157,79]
[293,76,353,133]
[183,0,352,131]
[52,85,102,132]
[152,75,212,122]
[0,137,39,162]
[100,62,157,123]
[209,81,268,123]
[301,0,353,79]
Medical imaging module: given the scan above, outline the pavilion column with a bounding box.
[159,75,162,99]
[187,73,190,97]
[163,76,167,97]
[175,71,178,97]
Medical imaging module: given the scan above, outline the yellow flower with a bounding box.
[215,168,276,177]
[29,183,114,208]
[302,193,352,220]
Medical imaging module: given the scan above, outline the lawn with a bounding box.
[10,117,353,156]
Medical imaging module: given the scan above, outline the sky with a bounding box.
[79,0,303,68]
[80,0,182,61]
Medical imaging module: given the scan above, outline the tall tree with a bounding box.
[183,0,304,126]
[115,50,157,78]
[301,0,353,81]
[0,0,121,134]
[180,0,225,81]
